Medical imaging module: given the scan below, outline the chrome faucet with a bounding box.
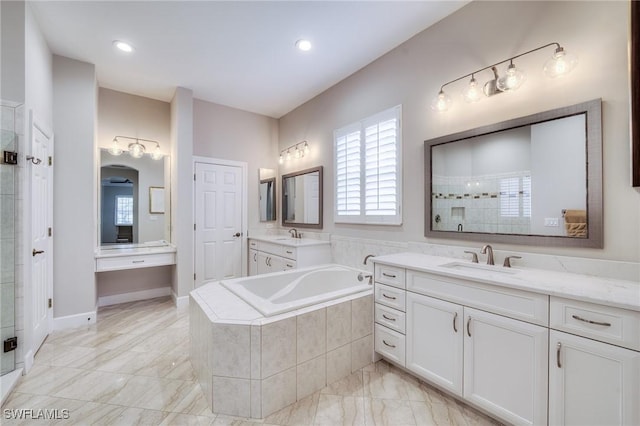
[363,254,375,265]
[288,228,300,239]
[480,244,494,265]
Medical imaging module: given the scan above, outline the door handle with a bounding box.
[32,249,45,256]
[233,232,242,237]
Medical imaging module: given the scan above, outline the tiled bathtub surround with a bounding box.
[190,281,373,419]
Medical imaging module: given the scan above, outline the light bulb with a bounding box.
[462,76,483,103]
[286,150,291,161]
[544,46,577,78]
[151,145,163,160]
[129,142,145,158]
[431,90,452,112]
[279,154,284,164]
[497,62,526,92]
[303,142,310,155]
[108,139,123,156]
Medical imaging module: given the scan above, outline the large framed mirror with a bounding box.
[424,99,602,248]
[259,168,276,221]
[99,149,170,246]
[282,166,323,229]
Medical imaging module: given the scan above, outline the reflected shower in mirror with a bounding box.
[100,149,170,246]
[282,166,323,229]
[259,168,276,222]
[425,99,602,248]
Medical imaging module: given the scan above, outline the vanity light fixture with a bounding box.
[432,42,577,112]
[109,136,163,160]
[279,140,310,164]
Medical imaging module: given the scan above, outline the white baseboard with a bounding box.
[53,311,97,331]
[23,349,34,374]
[1,368,23,406]
[98,286,172,307]
[172,291,189,310]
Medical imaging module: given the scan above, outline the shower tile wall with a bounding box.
[0,103,24,375]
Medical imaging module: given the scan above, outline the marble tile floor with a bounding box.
[2,297,501,426]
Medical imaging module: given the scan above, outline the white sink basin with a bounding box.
[439,261,517,275]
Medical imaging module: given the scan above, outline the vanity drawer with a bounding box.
[96,252,176,272]
[406,270,549,326]
[257,241,284,257]
[375,323,405,367]
[375,265,406,289]
[550,297,640,351]
[375,283,406,312]
[375,303,406,334]
[249,240,259,250]
[282,259,297,270]
[281,247,297,260]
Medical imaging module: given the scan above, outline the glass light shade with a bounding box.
[279,154,284,164]
[496,63,526,92]
[285,150,291,161]
[303,142,310,155]
[431,90,452,112]
[150,146,163,160]
[129,142,146,158]
[462,77,483,103]
[544,47,577,78]
[108,139,123,156]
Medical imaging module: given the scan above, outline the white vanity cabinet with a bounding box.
[548,297,640,426]
[248,237,330,276]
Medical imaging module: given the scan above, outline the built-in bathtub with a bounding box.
[190,264,374,419]
[221,265,371,316]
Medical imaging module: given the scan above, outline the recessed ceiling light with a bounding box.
[295,39,312,52]
[113,40,134,53]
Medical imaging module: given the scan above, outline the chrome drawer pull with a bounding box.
[557,342,562,368]
[453,312,458,333]
[286,250,293,254]
[466,316,472,337]
[382,272,397,278]
[382,293,397,300]
[572,314,612,327]
[382,340,396,348]
[382,314,396,322]
[132,260,145,263]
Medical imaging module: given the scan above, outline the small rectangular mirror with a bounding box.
[282,166,323,229]
[424,99,602,248]
[259,168,276,222]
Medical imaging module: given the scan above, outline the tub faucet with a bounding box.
[288,228,300,239]
[480,244,494,265]
[363,254,375,265]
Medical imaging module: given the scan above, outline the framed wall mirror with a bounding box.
[259,168,276,222]
[424,99,602,248]
[282,166,323,229]
[99,149,170,246]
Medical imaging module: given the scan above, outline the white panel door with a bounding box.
[194,162,243,287]
[549,330,640,426]
[30,117,53,353]
[463,307,548,426]
[405,292,463,396]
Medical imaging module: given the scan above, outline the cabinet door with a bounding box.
[257,252,271,274]
[249,249,258,276]
[406,292,463,396]
[463,307,548,426]
[549,330,640,426]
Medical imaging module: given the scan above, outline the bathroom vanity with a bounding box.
[372,252,640,426]
[94,244,176,272]
[248,236,331,276]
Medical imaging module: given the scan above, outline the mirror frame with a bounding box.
[424,99,603,248]
[632,0,639,187]
[259,177,277,222]
[282,166,323,229]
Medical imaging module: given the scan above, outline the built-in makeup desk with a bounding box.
[94,243,176,272]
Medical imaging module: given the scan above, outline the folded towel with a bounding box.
[564,209,587,224]
[565,222,587,237]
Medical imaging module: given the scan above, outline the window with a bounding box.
[115,195,133,226]
[334,105,402,224]
[500,176,531,218]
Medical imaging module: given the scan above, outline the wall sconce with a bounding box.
[279,140,310,164]
[108,136,163,160]
[432,42,577,112]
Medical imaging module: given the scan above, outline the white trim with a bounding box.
[172,291,190,309]
[97,286,172,307]
[23,349,34,374]
[192,156,249,281]
[53,311,97,331]
[0,368,23,406]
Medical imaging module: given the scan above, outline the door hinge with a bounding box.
[194,224,196,231]
[3,337,17,353]
[48,227,52,237]
[194,173,196,181]
[193,273,196,281]
[48,156,52,166]
[48,298,52,308]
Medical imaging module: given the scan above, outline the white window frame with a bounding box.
[334,105,402,225]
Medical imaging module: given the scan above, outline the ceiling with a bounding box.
[31,1,467,118]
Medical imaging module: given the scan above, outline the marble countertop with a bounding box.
[249,235,330,247]
[95,244,176,258]
[371,252,640,312]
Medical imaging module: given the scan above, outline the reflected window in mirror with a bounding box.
[424,99,602,248]
[259,178,276,221]
[282,166,323,229]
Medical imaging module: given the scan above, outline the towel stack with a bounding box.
[564,209,587,237]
